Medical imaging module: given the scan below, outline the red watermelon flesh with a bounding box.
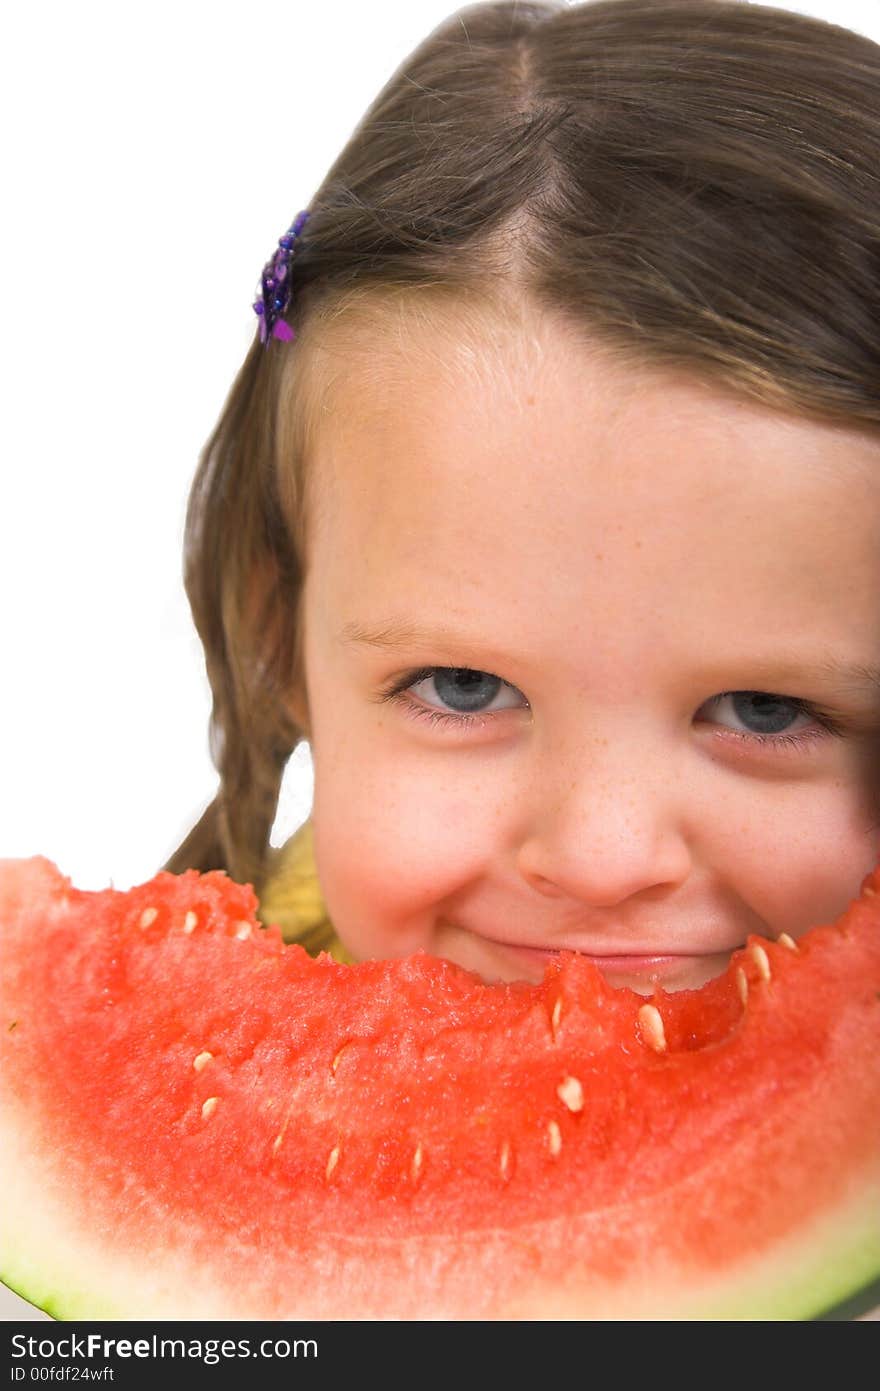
[1,855,878,1320]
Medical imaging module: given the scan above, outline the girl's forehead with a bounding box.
[298,311,880,669]
[305,308,880,543]
[303,300,880,480]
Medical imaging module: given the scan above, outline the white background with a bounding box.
[1,0,878,1321]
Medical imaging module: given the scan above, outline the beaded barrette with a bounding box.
[253,210,310,344]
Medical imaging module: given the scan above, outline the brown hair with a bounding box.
[163,0,880,893]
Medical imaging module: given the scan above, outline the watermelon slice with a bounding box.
[1,855,878,1320]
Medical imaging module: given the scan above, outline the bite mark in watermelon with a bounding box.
[1,856,878,1320]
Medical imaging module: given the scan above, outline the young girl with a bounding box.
[165,0,880,998]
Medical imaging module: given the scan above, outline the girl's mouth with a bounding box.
[476,938,737,993]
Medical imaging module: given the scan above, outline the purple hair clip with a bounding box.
[253,210,310,344]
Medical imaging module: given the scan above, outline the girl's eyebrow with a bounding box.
[338,619,473,651]
[741,657,880,702]
[338,620,880,698]
[337,618,512,673]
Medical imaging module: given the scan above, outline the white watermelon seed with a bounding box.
[234,921,252,940]
[863,884,876,898]
[326,1145,340,1180]
[551,996,563,1040]
[183,911,198,934]
[271,1107,292,1155]
[193,1051,213,1072]
[499,1140,513,1181]
[411,1143,424,1180]
[749,943,771,981]
[272,1131,284,1155]
[736,967,748,1006]
[547,1119,562,1157]
[777,932,798,952]
[556,1075,584,1113]
[330,1045,348,1075]
[201,1096,219,1119]
[638,1004,666,1053]
[139,907,158,928]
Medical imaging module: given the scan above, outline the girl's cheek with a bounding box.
[314,749,506,893]
[736,782,878,938]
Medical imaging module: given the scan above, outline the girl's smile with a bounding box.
[286,299,880,993]
[434,921,737,993]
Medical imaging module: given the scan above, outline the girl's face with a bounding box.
[288,307,880,993]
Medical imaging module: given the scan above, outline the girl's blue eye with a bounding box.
[377,666,525,728]
[411,668,514,715]
[704,691,811,737]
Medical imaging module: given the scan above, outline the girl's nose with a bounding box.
[514,746,693,908]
